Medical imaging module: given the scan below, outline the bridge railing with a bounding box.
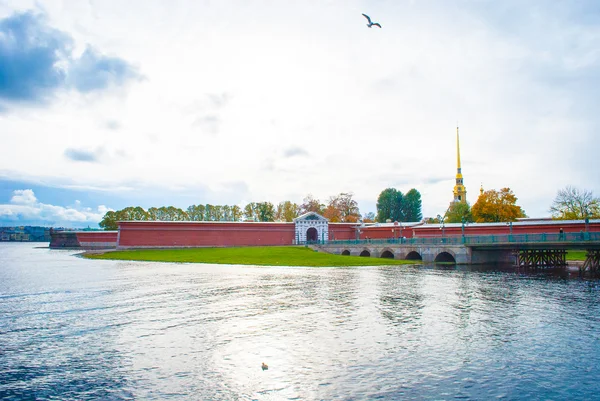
[316,231,600,246]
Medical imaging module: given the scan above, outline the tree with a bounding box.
[403,189,422,222]
[117,206,148,221]
[256,202,276,222]
[160,206,188,221]
[244,202,257,221]
[471,187,526,222]
[363,212,376,223]
[336,192,361,222]
[99,210,118,230]
[213,205,224,221]
[445,202,473,223]
[275,201,300,222]
[186,204,206,221]
[376,188,403,222]
[549,186,600,220]
[323,202,342,222]
[205,204,215,221]
[231,205,243,221]
[147,207,159,220]
[299,194,324,215]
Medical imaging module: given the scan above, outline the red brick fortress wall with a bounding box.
[50,231,118,249]
[117,221,296,248]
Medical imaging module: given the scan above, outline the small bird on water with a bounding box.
[262,362,269,371]
[362,13,382,28]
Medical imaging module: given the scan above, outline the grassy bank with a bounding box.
[566,250,587,261]
[84,246,419,267]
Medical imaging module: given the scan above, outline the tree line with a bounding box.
[99,192,365,230]
[98,184,597,230]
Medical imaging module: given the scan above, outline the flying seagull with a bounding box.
[362,13,381,28]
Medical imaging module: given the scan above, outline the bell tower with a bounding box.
[453,126,467,203]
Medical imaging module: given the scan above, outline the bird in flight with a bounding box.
[362,13,381,28]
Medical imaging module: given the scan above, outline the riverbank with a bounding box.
[83,246,420,267]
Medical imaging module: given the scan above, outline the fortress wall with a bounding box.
[117,221,296,248]
[50,231,118,249]
[328,224,358,240]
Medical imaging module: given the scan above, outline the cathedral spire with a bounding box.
[456,126,462,175]
[452,126,467,203]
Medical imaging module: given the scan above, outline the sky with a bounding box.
[1,0,599,227]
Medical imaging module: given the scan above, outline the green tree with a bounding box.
[403,188,422,222]
[445,202,473,223]
[117,206,148,221]
[244,202,258,221]
[471,187,526,222]
[276,201,300,222]
[147,207,159,220]
[376,188,403,222]
[99,210,118,230]
[205,204,215,221]
[256,202,276,222]
[186,204,206,221]
[161,206,188,221]
[549,186,600,220]
[213,205,224,221]
[231,205,243,221]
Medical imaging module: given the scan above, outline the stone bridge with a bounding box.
[314,243,511,264]
[314,232,600,268]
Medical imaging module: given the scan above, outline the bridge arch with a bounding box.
[380,249,394,259]
[341,249,351,256]
[405,251,422,261]
[360,249,371,257]
[434,251,456,264]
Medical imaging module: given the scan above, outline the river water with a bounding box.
[1,243,600,400]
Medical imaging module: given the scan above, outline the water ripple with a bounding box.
[1,243,600,400]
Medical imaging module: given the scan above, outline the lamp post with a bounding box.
[400,222,404,243]
[461,217,465,243]
[507,221,513,241]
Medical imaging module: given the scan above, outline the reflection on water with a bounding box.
[1,243,600,400]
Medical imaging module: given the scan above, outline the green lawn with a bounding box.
[566,250,587,261]
[84,246,419,267]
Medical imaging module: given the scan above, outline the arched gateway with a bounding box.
[294,212,329,244]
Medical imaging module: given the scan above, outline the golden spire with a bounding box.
[452,125,467,203]
[456,126,462,178]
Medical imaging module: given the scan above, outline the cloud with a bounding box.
[10,189,37,204]
[0,189,108,226]
[64,147,104,163]
[68,46,142,92]
[0,11,141,106]
[283,147,309,158]
[0,11,71,102]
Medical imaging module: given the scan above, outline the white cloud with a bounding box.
[0,189,109,226]
[10,189,37,204]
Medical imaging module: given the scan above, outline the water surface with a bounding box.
[1,243,599,400]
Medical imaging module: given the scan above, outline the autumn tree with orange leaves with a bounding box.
[471,187,527,223]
